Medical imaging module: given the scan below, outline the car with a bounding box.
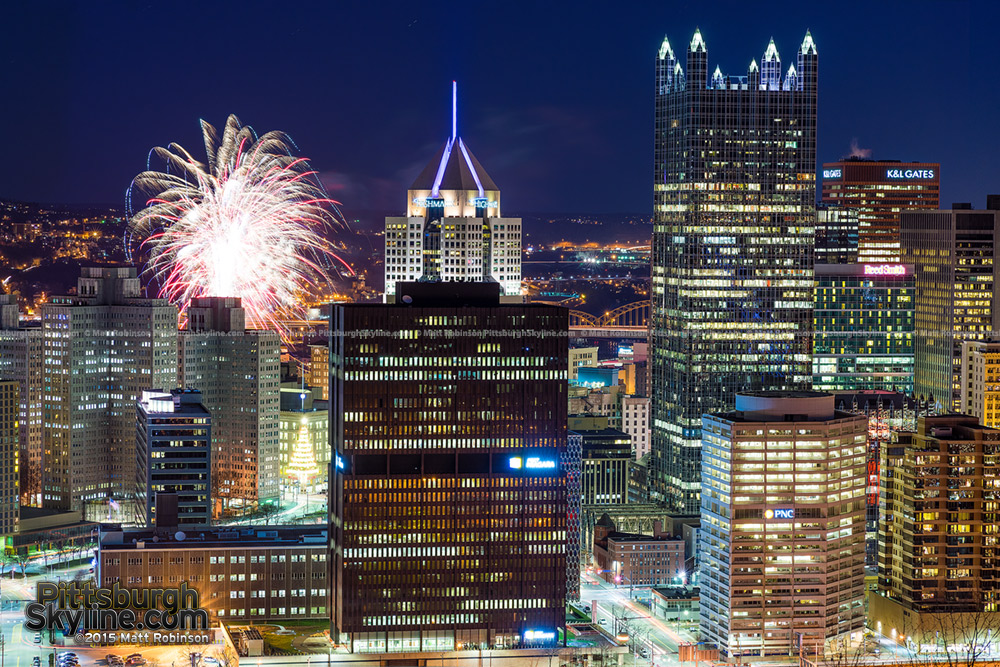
[203,658,219,666]
[598,618,608,626]
[62,654,78,659]
[34,634,42,644]
[584,605,592,612]
[640,649,649,659]
[60,659,79,665]
[32,658,40,667]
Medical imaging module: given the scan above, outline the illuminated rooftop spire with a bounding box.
[749,59,759,72]
[782,64,798,91]
[690,28,706,53]
[800,30,817,55]
[659,36,674,60]
[764,37,780,62]
[711,65,724,88]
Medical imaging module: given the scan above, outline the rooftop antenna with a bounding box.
[452,80,457,141]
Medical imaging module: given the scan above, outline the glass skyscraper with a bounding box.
[812,263,914,393]
[652,31,818,512]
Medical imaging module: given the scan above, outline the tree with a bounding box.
[16,553,29,578]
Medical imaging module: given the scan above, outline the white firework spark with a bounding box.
[127,114,352,334]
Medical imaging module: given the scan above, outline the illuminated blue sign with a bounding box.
[822,169,841,179]
[412,198,454,207]
[886,168,935,180]
[766,508,794,519]
[335,454,346,472]
[470,198,498,208]
[510,456,557,470]
[523,630,556,643]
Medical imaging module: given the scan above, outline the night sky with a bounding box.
[2,0,997,215]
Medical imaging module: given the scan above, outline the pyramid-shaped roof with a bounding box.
[410,138,498,195]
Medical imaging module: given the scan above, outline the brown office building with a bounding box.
[872,415,1000,644]
[98,527,329,623]
[822,158,939,263]
[330,282,569,653]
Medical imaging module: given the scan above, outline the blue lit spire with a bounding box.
[711,65,724,89]
[761,37,781,90]
[659,36,674,61]
[782,64,798,91]
[690,28,706,53]
[800,30,817,56]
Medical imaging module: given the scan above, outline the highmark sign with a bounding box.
[886,168,935,180]
[509,456,556,470]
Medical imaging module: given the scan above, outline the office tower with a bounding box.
[570,418,632,505]
[812,264,914,393]
[568,347,598,381]
[383,88,521,301]
[563,433,583,603]
[135,389,212,528]
[0,380,19,537]
[330,282,568,652]
[815,204,859,264]
[902,202,1000,412]
[41,267,178,511]
[179,297,280,514]
[701,392,867,657]
[0,294,43,506]
[652,31,818,512]
[832,390,918,569]
[873,415,1000,641]
[822,159,939,264]
[308,344,330,400]
[960,341,1000,427]
[622,395,651,459]
[279,384,329,493]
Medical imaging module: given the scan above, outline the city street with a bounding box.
[580,571,697,666]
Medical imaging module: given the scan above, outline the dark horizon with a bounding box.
[2,0,997,214]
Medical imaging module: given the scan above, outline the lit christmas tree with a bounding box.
[287,417,319,486]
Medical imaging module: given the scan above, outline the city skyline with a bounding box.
[1,1,997,214]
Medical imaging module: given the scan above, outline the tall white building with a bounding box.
[622,395,650,459]
[700,392,867,658]
[41,268,178,511]
[179,297,280,514]
[384,89,520,300]
[0,294,43,506]
[960,340,1000,427]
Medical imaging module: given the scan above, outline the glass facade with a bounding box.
[812,264,914,393]
[902,208,1000,412]
[815,204,859,264]
[652,31,818,512]
[330,284,568,651]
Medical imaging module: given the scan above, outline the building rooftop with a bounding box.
[411,138,498,195]
[100,526,327,550]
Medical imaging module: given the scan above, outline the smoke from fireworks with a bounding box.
[126,114,353,334]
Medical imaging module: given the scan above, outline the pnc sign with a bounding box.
[765,508,795,520]
[863,264,907,276]
[886,168,935,180]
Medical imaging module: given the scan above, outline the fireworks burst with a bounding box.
[126,114,353,334]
